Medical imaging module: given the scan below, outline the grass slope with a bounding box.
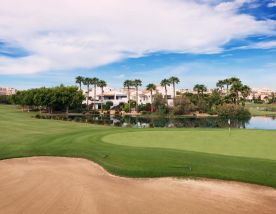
[1,105,276,188]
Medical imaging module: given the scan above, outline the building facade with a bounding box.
[0,87,17,96]
[83,85,175,109]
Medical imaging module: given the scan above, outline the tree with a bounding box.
[193,84,207,113]
[193,84,207,99]
[12,86,84,114]
[217,77,240,95]
[103,101,113,111]
[91,77,99,110]
[153,93,168,114]
[224,79,232,95]
[207,89,222,112]
[230,81,242,104]
[0,95,12,104]
[229,80,249,105]
[173,95,195,115]
[169,76,180,99]
[271,92,276,104]
[133,79,142,112]
[75,76,84,90]
[83,77,92,109]
[240,85,251,105]
[160,78,171,105]
[216,80,224,91]
[33,87,49,113]
[229,77,241,84]
[123,80,133,113]
[97,80,107,113]
[217,104,251,120]
[146,83,156,112]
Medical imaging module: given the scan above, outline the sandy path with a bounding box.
[0,157,275,214]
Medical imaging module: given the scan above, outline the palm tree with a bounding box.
[216,80,224,92]
[230,81,243,105]
[227,77,241,96]
[240,85,251,106]
[160,78,171,105]
[217,78,240,95]
[97,80,107,113]
[83,77,92,109]
[241,85,251,98]
[169,76,180,98]
[123,80,133,113]
[146,83,156,112]
[75,76,84,90]
[91,77,99,110]
[224,79,232,95]
[193,84,207,99]
[229,77,241,84]
[133,79,142,112]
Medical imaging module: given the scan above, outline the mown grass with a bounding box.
[0,105,276,188]
[103,130,276,160]
[246,103,276,116]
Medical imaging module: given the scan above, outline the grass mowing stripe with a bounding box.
[0,104,276,188]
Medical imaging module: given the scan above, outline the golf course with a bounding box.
[1,104,276,187]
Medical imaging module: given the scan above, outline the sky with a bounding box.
[0,0,276,90]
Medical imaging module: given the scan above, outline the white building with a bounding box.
[248,88,276,102]
[0,87,17,96]
[84,86,128,109]
[83,84,176,108]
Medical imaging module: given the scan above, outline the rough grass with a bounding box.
[1,105,276,188]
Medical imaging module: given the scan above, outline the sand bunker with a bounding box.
[0,157,275,214]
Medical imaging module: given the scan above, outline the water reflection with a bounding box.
[118,116,250,129]
[64,114,276,130]
[245,116,276,130]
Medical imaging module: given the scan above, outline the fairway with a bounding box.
[1,105,276,188]
[103,130,276,160]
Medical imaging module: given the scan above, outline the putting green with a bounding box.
[102,130,276,160]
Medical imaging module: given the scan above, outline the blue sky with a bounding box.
[0,0,276,90]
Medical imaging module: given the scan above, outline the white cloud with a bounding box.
[234,40,276,50]
[215,0,254,12]
[267,1,276,8]
[0,56,52,74]
[250,41,276,49]
[0,0,275,75]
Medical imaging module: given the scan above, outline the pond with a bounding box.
[57,114,276,130]
[110,116,276,130]
[245,116,276,130]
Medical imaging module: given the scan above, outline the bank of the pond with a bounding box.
[35,112,276,130]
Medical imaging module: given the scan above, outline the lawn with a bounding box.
[246,103,276,116]
[1,104,276,188]
[102,130,276,160]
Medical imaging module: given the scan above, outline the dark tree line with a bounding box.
[11,85,84,114]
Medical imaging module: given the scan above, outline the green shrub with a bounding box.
[35,114,41,119]
[103,101,114,110]
[114,121,121,127]
[217,104,251,119]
